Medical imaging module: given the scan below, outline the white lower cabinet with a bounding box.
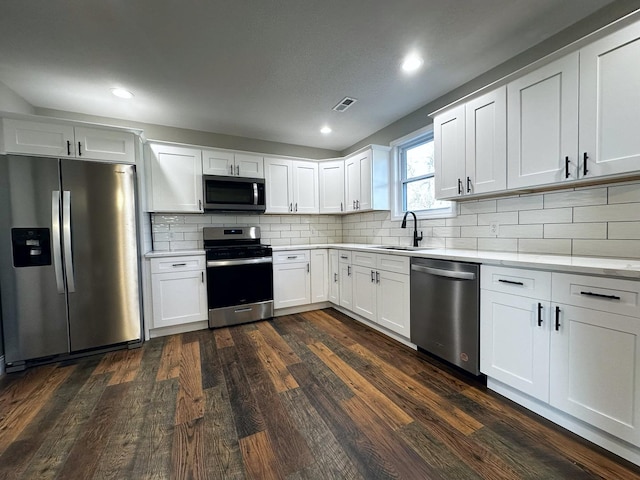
[150,256,207,329]
[273,250,311,309]
[481,265,640,454]
[310,249,329,303]
[328,250,340,304]
[352,264,377,321]
[338,252,353,310]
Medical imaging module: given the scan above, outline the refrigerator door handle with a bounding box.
[62,190,76,293]
[51,190,65,294]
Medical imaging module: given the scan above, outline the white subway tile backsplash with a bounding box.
[518,239,572,255]
[519,208,572,224]
[608,222,640,240]
[544,188,607,208]
[446,237,477,249]
[477,212,518,225]
[433,226,461,238]
[574,203,640,223]
[445,215,478,226]
[609,184,640,204]
[497,195,543,212]
[460,200,497,214]
[460,226,494,238]
[498,224,543,238]
[543,223,606,239]
[169,240,198,250]
[478,238,518,252]
[572,240,640,259]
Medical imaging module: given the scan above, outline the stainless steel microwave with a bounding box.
[203,175,266,212]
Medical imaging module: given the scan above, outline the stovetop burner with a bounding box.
[203,226,271,260]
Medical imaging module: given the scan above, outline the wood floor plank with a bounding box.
[198,329,224,390]
[239,430,284,480]
[349,342,483,436]
[107,346,144,385]
[175,340,205,425]
[254,320,301,365]
[203,384,246,479]
[214,327,235,349]
[56,383,130,479]
[305,309,358,347]
[156,335,181,381]
[173,418,206,480]
[247,329,299,393]
[93,349,128,376]
[0,364,74,455]
[0,364,57,414]
[307,342,413,430]
[232,326,313,476]
[280,387,365,480]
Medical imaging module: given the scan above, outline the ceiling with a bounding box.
[0,0,616,151]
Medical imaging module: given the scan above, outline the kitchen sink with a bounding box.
[373,245,432,251]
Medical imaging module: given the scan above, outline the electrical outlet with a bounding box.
[490,222,499,235]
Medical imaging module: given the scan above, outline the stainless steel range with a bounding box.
[204,226,273,328]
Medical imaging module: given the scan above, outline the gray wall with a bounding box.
[341,0,640,155]
[0,81,34,115]
[35,108,340,160]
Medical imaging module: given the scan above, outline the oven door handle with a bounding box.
[207,257,272,267]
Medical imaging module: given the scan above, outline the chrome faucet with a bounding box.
[401,211,423,247]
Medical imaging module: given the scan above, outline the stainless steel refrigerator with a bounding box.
[0,155,141,372]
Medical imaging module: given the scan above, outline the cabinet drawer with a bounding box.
[273,250,310,264]
[377,254,409,274]
[150,255,205,274]
[552,273,640,317]
[481,265,551,300]
[352,251,376,268]
[338,251,352,263]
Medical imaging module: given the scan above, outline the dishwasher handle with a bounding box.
[411,264,476,280]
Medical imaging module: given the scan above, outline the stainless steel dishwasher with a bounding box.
[410,257,480,375]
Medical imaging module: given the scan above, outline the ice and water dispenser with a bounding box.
[11,228,52,267]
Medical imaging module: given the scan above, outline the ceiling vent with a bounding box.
[332,96,357,112]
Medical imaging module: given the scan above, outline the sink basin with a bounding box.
[373,245,431,251]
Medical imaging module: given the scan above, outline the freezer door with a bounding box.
[0,156,69,363]
[60,159,141,351]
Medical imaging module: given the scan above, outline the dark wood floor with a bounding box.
[1,308,640,479]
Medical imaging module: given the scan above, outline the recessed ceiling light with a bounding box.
[111,88,134,99]
[320,126,332,134]
[401,53,424,73]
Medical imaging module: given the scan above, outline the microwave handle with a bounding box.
[253,183,258,205]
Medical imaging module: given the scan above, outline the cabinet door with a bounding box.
[352,265,376,322]
[73,127,135,164]
[264,157,293,213]
[328,250,340,304]
[465,87,506,195]
[357,151,372,211]
[147,144,203,212]
[292,161,319,214]
[235,153,264,178]
[579,22,640,178]
[151,270,207,328]
[273,262,310,309]
[202,149,234,176]
[507,53,579,189]
[344,157,360,212]
[550,304,640,445]
[319,160,345,214]
[376,270,410,337]
[310,249,329,303]
[480,290,550,401]
[339,263,353,310]
[3,119,74,157]
[434,105,465,199]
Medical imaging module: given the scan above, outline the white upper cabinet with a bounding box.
[264,157,318,214]
[319,160,345,214]
[435,87,507,200]
[579,21,640,179]
[202,148,264,178]
[344,146,389,212]
[146,143,203,213]
[434,105,466,199]
[3,119,135,163]
[507,53,579,189]
[465,86,507,196]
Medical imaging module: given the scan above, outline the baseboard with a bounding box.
[148,320,209,339]
[0,355,5,376]
[273,302,331,317]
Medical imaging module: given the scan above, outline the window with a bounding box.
[395,129,454,218]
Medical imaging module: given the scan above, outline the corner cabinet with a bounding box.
[319,160,345,214]
[264,157,319,214]
[145,143,204,213]
[150,255,208,330]
[434,86,507,200]
[344,146,390,212]
[2,118,136,163]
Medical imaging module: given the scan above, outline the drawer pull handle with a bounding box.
[340,255,348,259]
[537,303,543,327]
[172,263,187,267]
[287,256,298,259]
[555,306,561,331]
[579,291,621,301]
[498,279,524,286]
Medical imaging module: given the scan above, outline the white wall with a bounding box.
[0,81,34,114]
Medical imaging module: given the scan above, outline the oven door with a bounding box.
[206,257,273,328]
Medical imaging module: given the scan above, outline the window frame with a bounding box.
[390,125,456,221]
